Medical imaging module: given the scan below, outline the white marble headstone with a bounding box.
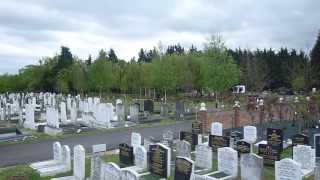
[218,147,238,178]
[134,146,147,169]
[211,122,223,136]
[73,145,86,180]
[195,144,212,170]
[275,158,302,180]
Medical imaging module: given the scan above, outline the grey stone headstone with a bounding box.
[218,147,238,178]
[134,146,147,169]
[275,158,302,180]
[176,140,191,158]
[195,144,212,170]
[73,145,86,180]
[101,162,121,180]
[240,153,263,180]
[293,145,315,171]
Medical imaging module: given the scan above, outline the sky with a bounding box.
[0,0,319,74]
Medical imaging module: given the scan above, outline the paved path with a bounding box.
[0,122,191,167]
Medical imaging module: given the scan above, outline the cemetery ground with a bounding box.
[0,145,314,179]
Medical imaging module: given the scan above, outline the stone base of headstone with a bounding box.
[44,126,63,136]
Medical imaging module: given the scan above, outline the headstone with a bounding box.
[24,104,35,129]
[195,144,212,170]
[275,158,302,180]
[174,157,194,180]
[101,162,121,180]
[53,142,62,162]
[314,134,320,158]
[60,102,67,123]
[131,132,142,152]
[134,146,147,170]
[144,100,154,113]
[176,101,185,118]
[292,134,309,146]
[91,144,106,180]
[240,153,263,180]
[180,131,198,151]
[119,143,134,167]
[162,130,174,146]
[149,143,171,178]
[73,145,86,180]
[258,144,280,166]
[236,140,251,156]
[211,122,223,136]
[243,126,257,144]
[116,102,125,125]
[129,103,139,122]
[267,128,283,151]
[217,147,238,178]
[143,138,153,151]
[208,135,230,151]
[192,121,202,135]
[293,145,315,172]
[121,169,140,180]
[176,140,191,158]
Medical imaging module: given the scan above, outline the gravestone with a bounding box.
[162,130,174,146]
[243,126,257,144]
[314,134,320,158]
[174,157,194,180]
[275,158,302,180]
[208,135,230,151]
[121,169,140,180]
[236,140,251,156]
[116,102,125,126]
[258,144,280,166]
[211,122,223,136]
[91,144,106,180]
[144,100,154,113]
[119,143,134,167]
[149,143,171,178]
[131,132,142,152]
[60,102,67,123]
[217,147,238,178]
[176,140,191,158]
[180,131,198,151]
[129,103,139,122]
[73,145,86,180]
[293,145,315,175]
[192,121,202,135]
[195,144,212,170]
[143,138,153,151]
[267,128,283,152]
[176,101,185,118]
[292,134,309,146]
[134,146,147,170]
[101,162,121,180]
[24,104,35,129]
[240,153,263,180]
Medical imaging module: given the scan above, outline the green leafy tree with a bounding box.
[311,31,320,87]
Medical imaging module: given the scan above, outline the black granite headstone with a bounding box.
[258,144,280,166]
[267,128,283,151]
[149,144,169,178]
[236,140,250,156]
[292,133,309,146]
[192,121,202,135]
[208,135,230,151]
[174,157,193,180]
[119,143,134,167]
[144,100,154,112]
[315,134,320,158]
[179,131,198,151]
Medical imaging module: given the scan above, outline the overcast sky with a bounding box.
[0,0,319,74]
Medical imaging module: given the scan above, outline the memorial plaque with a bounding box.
[208,135,230,151]
[180,131,198,151]
[236,140,250,156]
[119,143,134,167]
[258,144,280,166]
[267,128,283,151]
[192,121,202,135]
[174,157,194,180]
[149,144,171,178]
[292,134,309,146]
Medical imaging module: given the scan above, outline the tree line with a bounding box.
[0,32,319,95]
